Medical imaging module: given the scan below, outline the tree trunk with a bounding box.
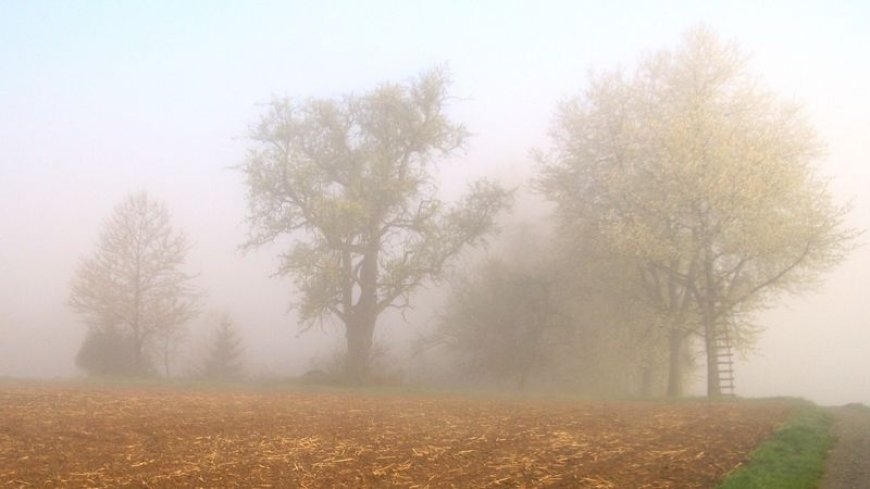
[703,306,721,398]
[699,240,721,398]
[639,365,653,398]
[163,336,171,378]
[344,314,376,384]
[131,327,144,376]
[638,340,657,397]
[666,329,684,397]
[344,240,380,384]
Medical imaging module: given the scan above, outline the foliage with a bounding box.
[549,222,677,396]
[198,317,245,381]
[537,27,854,396]
[435,221,672,396]
[717,403,834,489]
[74,326,140,377]
[241,68,511,380]
[436,256,563,389]
[69,192,199,376]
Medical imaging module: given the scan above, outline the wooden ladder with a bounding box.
[714,325,736,397]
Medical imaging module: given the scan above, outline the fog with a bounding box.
[1,2,868,404]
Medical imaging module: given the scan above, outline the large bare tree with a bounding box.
[241,69,511,382]
[70,191,199,376]
[538,28,854,397]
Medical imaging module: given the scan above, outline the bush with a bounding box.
[75,327,144,376]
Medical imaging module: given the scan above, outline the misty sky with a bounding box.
[1,1,868,404]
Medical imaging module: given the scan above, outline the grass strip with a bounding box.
[717,401,833,489]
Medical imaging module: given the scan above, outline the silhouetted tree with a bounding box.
[241,68,511,382]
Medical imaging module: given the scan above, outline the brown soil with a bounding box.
[0,386,792,488]
[821,404,870,489]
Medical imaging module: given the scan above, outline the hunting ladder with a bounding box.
[715,325,736,397]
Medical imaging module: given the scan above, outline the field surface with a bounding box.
[0,386,792,488]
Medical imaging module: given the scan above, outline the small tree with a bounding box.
[241,68,511,382]
[69,192,199,376]
[199,317,245,380]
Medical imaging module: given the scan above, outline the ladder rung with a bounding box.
[713,330,736,394]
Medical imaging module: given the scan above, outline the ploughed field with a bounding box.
[0,386,791,488]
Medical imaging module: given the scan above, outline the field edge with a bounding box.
[715,399,834,489]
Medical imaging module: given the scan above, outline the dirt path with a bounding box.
[821,404,870,489]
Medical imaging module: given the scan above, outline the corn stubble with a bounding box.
[0,387,791,488]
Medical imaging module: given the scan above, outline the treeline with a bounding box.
[67,27,853,396]
[434,28,851,397]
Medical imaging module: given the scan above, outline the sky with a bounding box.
[1,1,868,404]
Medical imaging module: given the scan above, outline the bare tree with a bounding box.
[241,68,511,382]
[69,191,199,376]
[538,27,855,397]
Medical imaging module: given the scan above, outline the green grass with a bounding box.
[716,401,834,489]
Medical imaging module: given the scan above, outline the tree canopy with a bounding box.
[241,68,512,381]
[537,27,854,397]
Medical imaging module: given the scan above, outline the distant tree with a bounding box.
[199,317,245,380]
[435,221,671,396]
[241,68,512,382]
[547,223,676,397]
[69,192,199,376]
[538,27,854,397]
[437,257,563,389]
